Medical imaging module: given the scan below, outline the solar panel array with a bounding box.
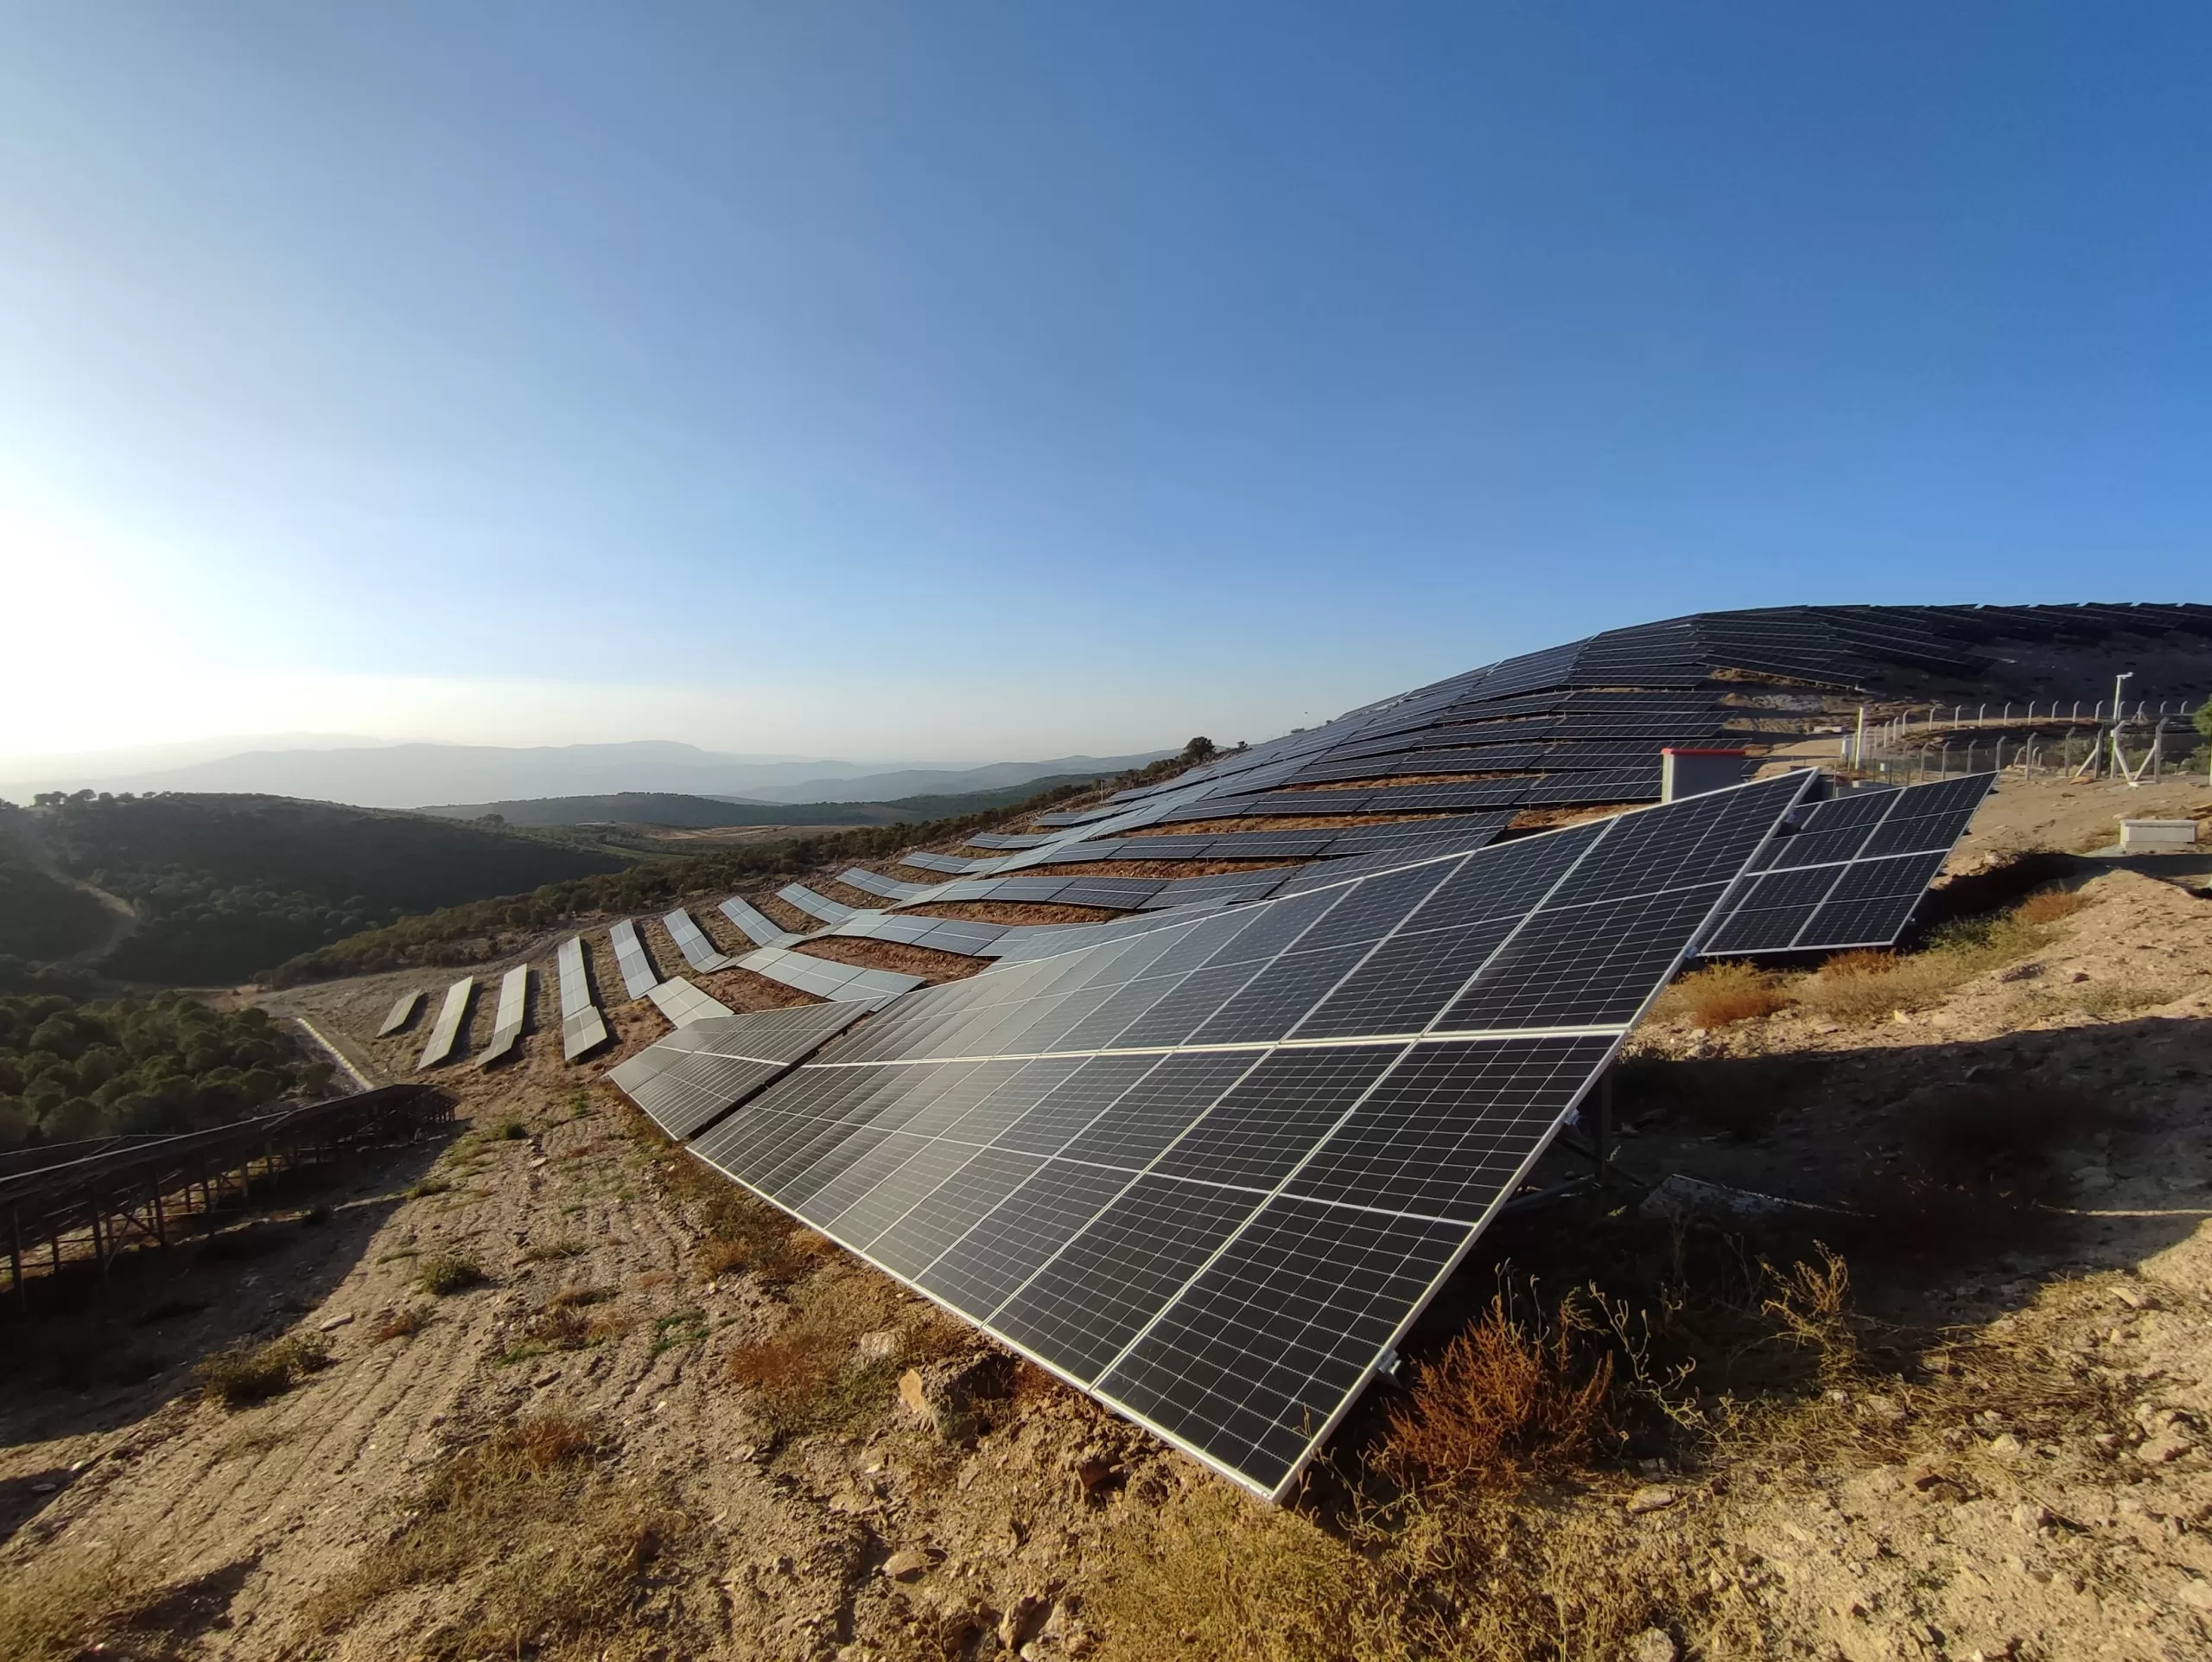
[556,936,610,1060]
[477,965,531,1067]
[664,908,738,973]
[591,605,2195,1500]
[647,774,1815,1497]
[377,990,423,1037]
[609,1001,879,1139]
[610,920,661,1000]
[1700,774,1998,955]
[416,977,474,1071]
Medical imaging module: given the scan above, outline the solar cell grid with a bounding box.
[639,746,2009,1498]
[377,990,423,1037]
[609,920,660,1000]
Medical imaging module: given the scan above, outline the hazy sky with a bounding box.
[3,3,2208,768]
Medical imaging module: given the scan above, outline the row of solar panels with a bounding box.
[1052,603,2212,843]
[607,769,1994,1501]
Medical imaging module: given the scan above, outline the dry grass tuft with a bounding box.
[416,1252,484,1296]
[2069,978,2181,1020]
[370,1307,431,1342]
[519,1239,586,1263]
[0,1545,163,1662]
[303,1412,709,1658]
[195,1332,333,1409]
[1656,961,1794,1028]
[722,1272,910,1436]
[1759,1245,1859,1385]
[2012,886,2090,925]
[1379,1291,1623,1491]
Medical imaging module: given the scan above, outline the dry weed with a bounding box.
[370,1307,431,1342]
[2012,886,2090,925]
[723,1273,905,1436]
[416,1252,484,1296]
[2069,979,2180,1019]
[1759,1245,1859,1385]
[195,1332,333,1408]
[304,1412,703,1658]
[1379,1290,1623,1490]
[0,1544,161,1662]
[1656,961,1794,1028]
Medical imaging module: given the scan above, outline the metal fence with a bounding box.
[2,1083,453,1310]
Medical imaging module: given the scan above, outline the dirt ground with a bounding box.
[6,774,2212,1660]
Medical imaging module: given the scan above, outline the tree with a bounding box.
[1182,735,1218,763]
[2194,699,2212,748]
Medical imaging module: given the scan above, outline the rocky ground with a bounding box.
[3,773,2210,1660]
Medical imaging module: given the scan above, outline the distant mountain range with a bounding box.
[2,740,1172,812]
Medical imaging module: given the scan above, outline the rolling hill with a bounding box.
[29,793,626,984]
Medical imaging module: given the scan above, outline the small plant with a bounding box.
[298,1202,334,1227]
[652,1309,709,1354]
[196,1332,333,1408]
[497,1119,529,1141]
[2072,979,2179,1020]
[1656,961,1793,1028]
[520,1239,586,1264]
[1378,1289,1624,1490]
[406,1177,452,1200]
[417,1253,486,1296]
[371,1308,431,1342]
[1760,1245,1859,1385]
[2012,886,2089,926]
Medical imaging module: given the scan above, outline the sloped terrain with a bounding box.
[4,773,2212,1660]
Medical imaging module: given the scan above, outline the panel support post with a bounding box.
[1594,1066,1616,1189]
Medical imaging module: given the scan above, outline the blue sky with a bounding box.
[3,3,2207,766]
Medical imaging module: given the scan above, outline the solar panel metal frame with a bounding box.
[609,920,661,1000]
[664,908,738,972]
[376,990,423,1037]
[720,895,799,948]
[556,936,611,1061]
[477,965,531,1067]
[416,977,475,1071]
[648,976,736,1028]
[681,773,1818,1500]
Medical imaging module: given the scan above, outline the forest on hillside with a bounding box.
[0,991,333,1148]
[269,754,1213,984]
[25,793,627,984]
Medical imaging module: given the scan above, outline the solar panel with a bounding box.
[840,868,936,901]
[647,976,735,1028]
[720,895,799,948]
[416,977,475,1071]
[477,965,531,1067]
[1699,774,1996,955]
[376,990,423,1037]
[735,945,927,1003]
[609,920,661,999]
[556,936,610,1061]
[664,908,737,972]
[608,1001,878,1139]
[779,883,857,925]
[662,772,1814,1498]
[899,850,982,874]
